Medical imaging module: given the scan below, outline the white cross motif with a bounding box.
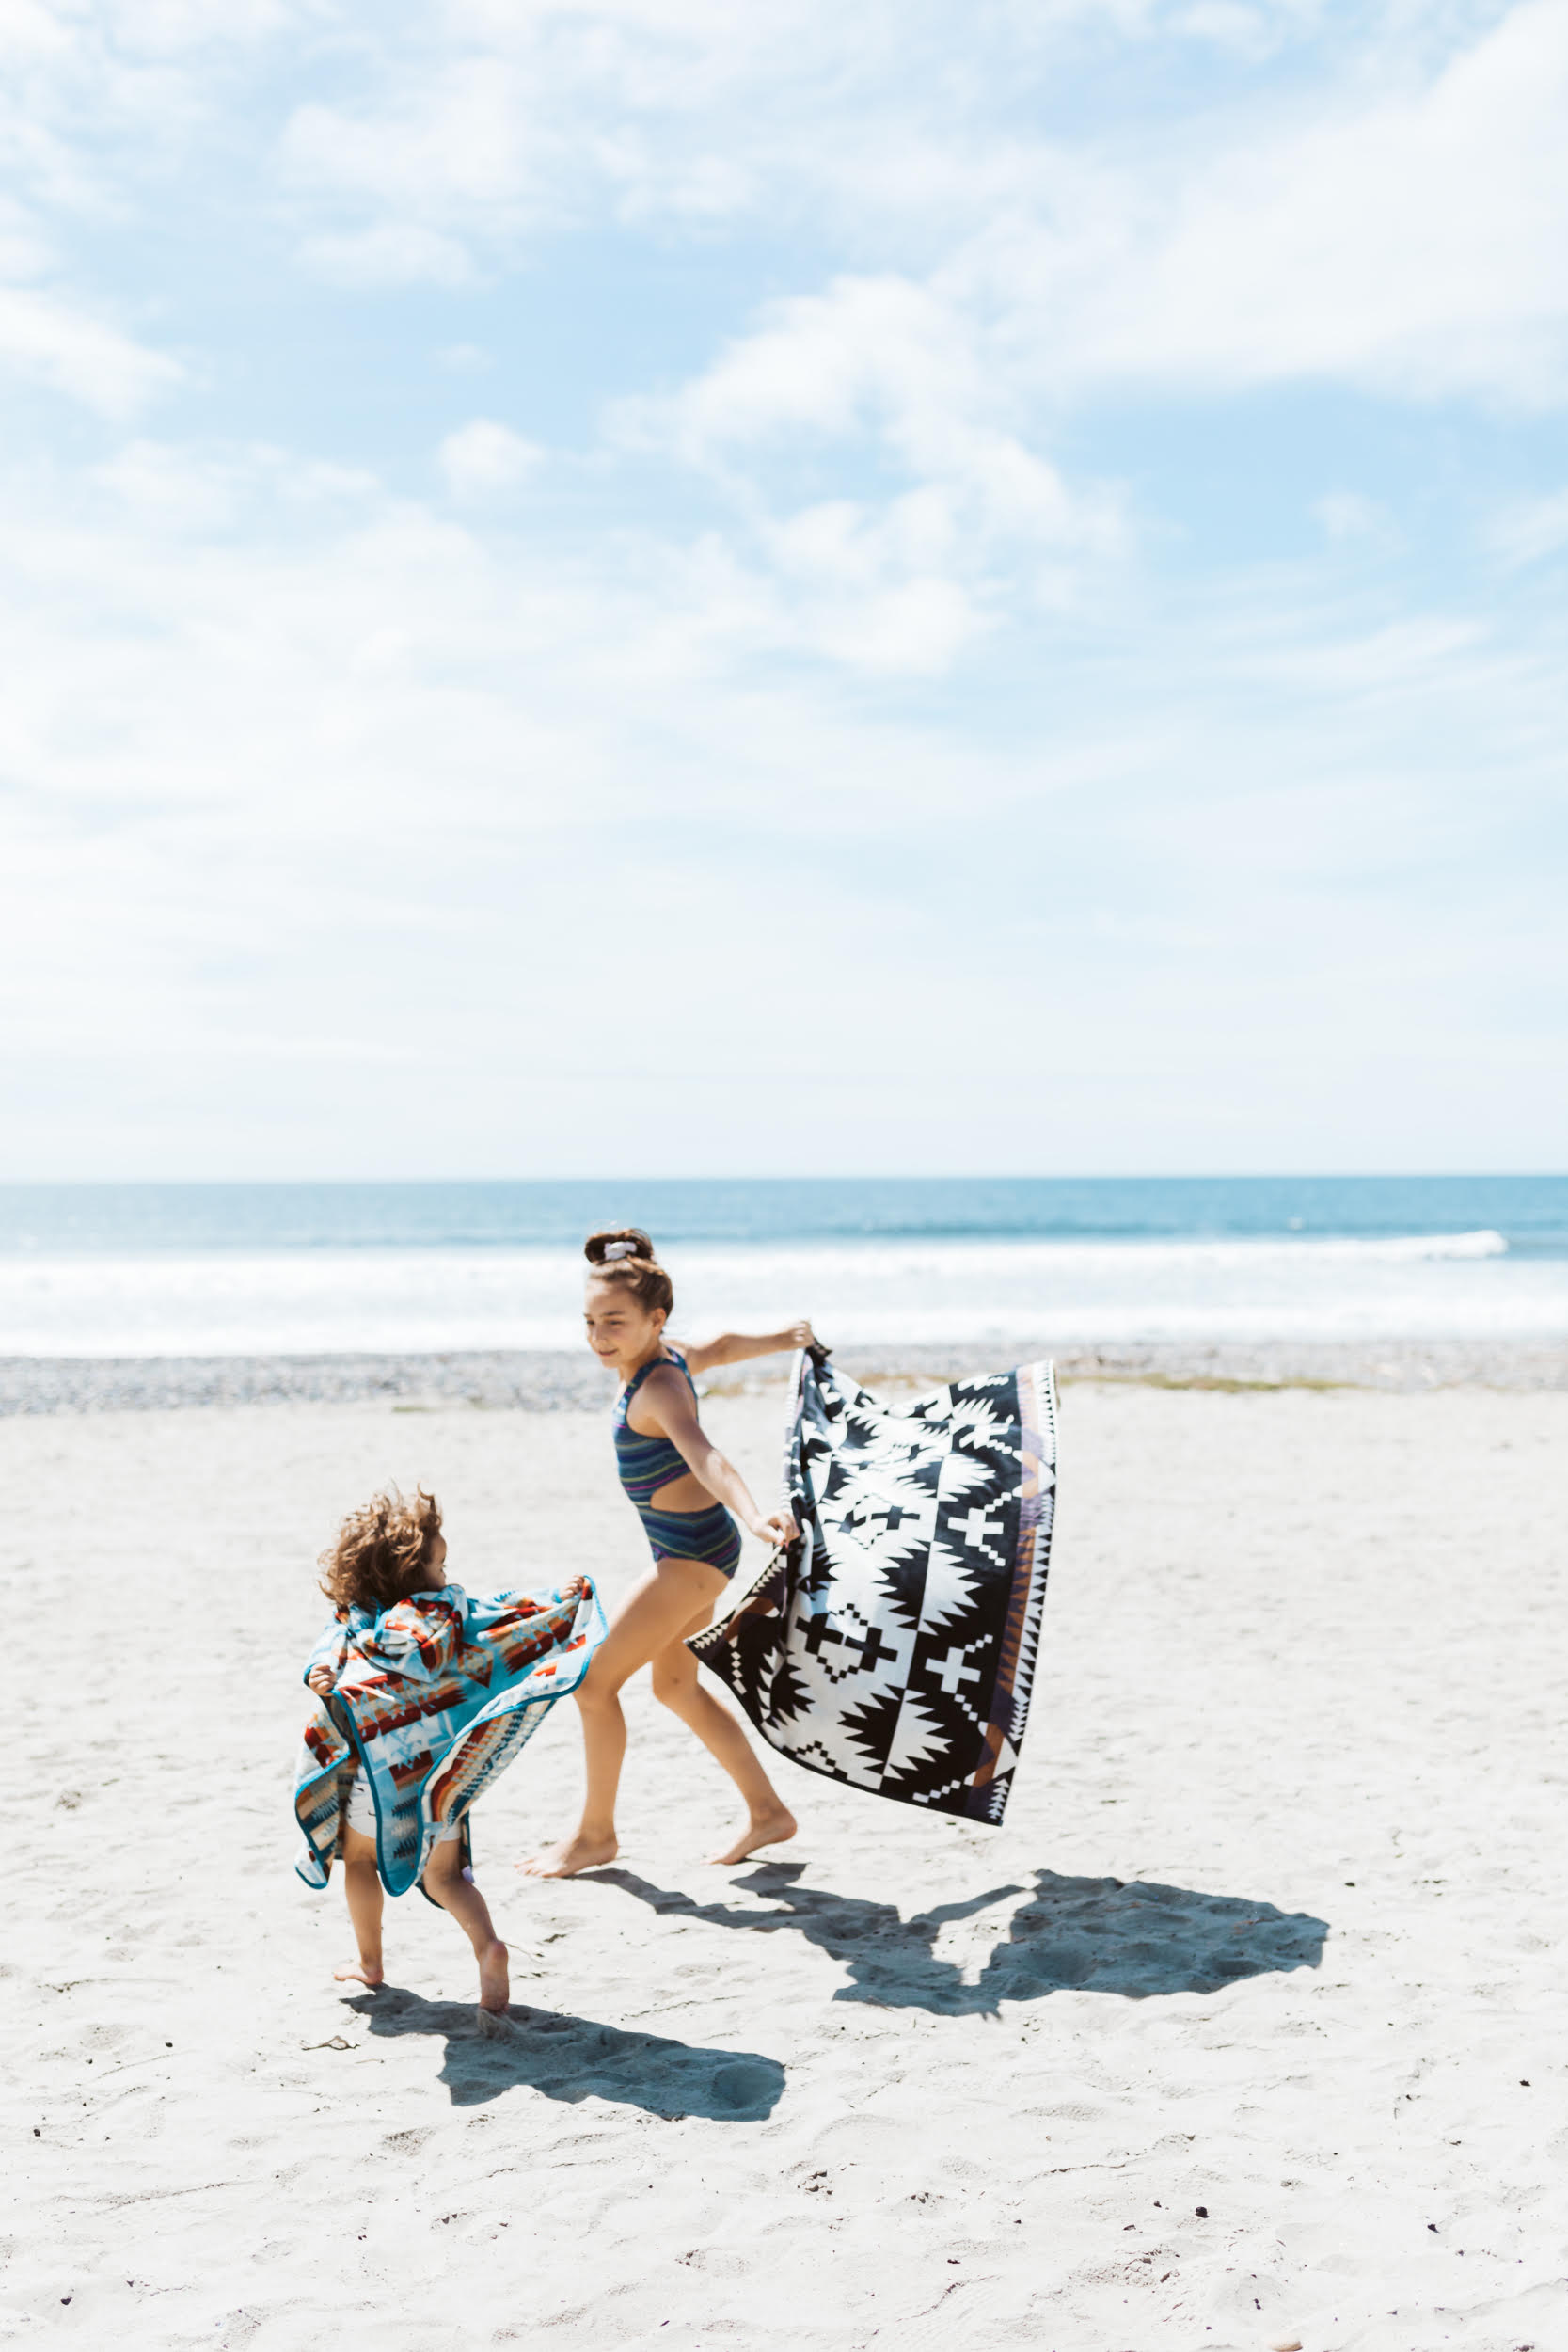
[931,1643,982,1697]
[956,1504,1005,1558]
[687,1352,1058,1829]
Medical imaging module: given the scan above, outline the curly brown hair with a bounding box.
[583,1225,674,1316]
[319,1485,445,1614]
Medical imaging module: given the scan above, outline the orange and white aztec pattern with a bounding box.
[293,1575,606,1896]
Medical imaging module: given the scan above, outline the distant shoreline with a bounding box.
[3,1336,1564,1415]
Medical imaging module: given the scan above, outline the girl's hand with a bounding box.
[783,1318,816,1351]
[307,1665,335,1696]
[752,1510,800,1549]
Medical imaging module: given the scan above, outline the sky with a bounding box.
[2,0,1565,1180]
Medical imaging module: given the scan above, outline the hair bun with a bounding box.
[584,1225,657,1266]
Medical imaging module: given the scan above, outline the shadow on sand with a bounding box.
[595,1862,1329,2018]
[341,1868,1325,2110]
[344,1984,785,2117]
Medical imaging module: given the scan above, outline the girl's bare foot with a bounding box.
[517,1833,618,1879]
[708,1807,797,1866]
[477,1937,510,2014]
[334,1957,385,1986]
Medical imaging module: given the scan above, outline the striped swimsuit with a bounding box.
[613,1348,743,1578]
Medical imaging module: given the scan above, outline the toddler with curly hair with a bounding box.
[307,1485,510,2014]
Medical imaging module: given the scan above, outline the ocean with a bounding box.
[1,1177,1564,1359]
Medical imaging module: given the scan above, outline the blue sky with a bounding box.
[2,0,1565,1178]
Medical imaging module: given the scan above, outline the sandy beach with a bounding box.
[5,1373,1565,2350]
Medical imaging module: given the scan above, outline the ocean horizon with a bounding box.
[1,1176,1564,1359]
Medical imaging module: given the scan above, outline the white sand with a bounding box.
[5,1382,1566,2351]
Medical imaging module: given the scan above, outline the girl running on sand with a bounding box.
[307,1487,512,2014]
[521,1227,810,1876]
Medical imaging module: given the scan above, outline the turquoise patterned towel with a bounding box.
[293,1575,604,1896]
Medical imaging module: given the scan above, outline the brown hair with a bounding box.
[583,1225,674,1316]
[319,1485,444,1614]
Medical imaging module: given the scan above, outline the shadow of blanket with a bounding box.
[597,1864,1328,2018]
[344,1985,785,2116]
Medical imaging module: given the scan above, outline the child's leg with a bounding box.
[650,1611,798,1866]
[520,1557,729,1878]
[335,1823,385,1987]
[421,1838,509,2013]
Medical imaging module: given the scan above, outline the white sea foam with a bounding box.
[0,1232,1561,1357]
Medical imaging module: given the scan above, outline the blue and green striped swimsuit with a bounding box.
[613,1348,743,1578]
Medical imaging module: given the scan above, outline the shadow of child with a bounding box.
[341,1982,785,2116]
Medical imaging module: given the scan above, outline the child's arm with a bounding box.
[304,1615,348,1697]
[639,1367,797,1549]
[680,1320,815,1377]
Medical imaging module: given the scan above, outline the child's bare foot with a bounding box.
[517,1833,618,1879]
[708,1807,797,1866]
[334,1957,385,1987]
[477,1937,510,2014]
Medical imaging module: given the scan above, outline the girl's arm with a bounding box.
[641,1368,798,1548]
[679,1319,815,1378]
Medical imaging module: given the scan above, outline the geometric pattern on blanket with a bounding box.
[293,1574,605,1897]
[689,1349,1056,1824]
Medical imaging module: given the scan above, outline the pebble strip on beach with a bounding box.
[2,1336,1564,1415]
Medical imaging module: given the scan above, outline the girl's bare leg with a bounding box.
[335,1823,385,1986]
[649,1617,798,1866]
[422,1839,510,2014]
[520,1557,787,1877]
[533,1675,626,1877]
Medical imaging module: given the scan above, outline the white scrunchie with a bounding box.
[602,1239,638,1262]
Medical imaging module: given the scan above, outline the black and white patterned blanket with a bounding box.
[689,1348,1057,1824]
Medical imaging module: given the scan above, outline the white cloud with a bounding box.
[10,2,1568,420]
[1174,2,1277,56]
[1315,492,1401,547]
[437,419,546,501]
[2,0,1566,1172]
[636,275,951,453]
[616,272,1126,670]
[298,223,478,289]
[88,438,382,532]
[2,423,1564,1175]
[244,0,1568,474]
[968,0,1568,406]
[0,0,310,224]
[279,58,547,277]
[0,282,182,412]
[1486,487,1568,566]
[87,0,304,46]
[92,437,241,529]
[256,5,1330,272]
